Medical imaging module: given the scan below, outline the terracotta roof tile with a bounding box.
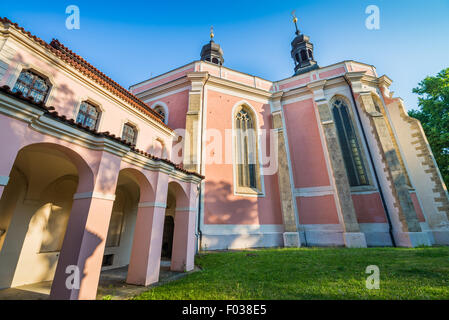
[0,17,172,131]
[0,85,204,180]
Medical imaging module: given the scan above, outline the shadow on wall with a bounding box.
[204,180,258,225]
[51,83,76,117]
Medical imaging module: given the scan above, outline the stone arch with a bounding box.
[167,181,190,209]
[16,142,95,194]
[117,168,155,203]
[0,142,94,290]
[150,101,169,125]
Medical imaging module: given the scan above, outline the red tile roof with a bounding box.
[0,17,171,131]
[0,85,204,180]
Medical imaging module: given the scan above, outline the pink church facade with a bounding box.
[0,17,448,300]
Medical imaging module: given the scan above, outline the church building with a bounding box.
[0,16,448,300]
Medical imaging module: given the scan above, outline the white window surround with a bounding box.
[10,63,56,106]
[231,100,266,197]
[120,119,140,145]
[150,101,169,125]
[328,92,378,191]
[73,97,105,132]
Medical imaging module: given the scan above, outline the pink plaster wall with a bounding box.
[148,89,189,130]
[346,62,377,77]
[278,75,311,91]
[283,98,330,188]
[351,193,387,223]
[202,90,283,226]
[131,67,195,94]
[318,67,345,79]
[296,195,340,225]
[1,46,171,158]
[225,71,257,87]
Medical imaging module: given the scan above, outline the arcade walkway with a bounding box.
[0,262,197,300]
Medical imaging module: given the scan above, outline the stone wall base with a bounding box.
[431,230,449,245]
[393,231,432,247]
[283,232,301,248]
[343,232,367,248]
[299,230,345,247]
[201,233,283,251]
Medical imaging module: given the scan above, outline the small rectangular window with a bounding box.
[102,254,114,267]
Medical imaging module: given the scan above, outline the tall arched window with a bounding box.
[153,105,167,124]
[12,70,50,103]
[122,123,138,145]
[76,101,100,130]
[332,98,369,186]
[235,106,258,190]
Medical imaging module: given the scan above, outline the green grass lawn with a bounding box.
[133,247,449,300]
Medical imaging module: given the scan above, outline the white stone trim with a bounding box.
[175,207,197,212]
[138,202,167,208]
[143,87,190,104]
[294,186,334,197]
[282,94,314,106]
[278,99,301,232]
[119,118,140,145]
[8,62,56,106]
[231,100,266,198]
[130,63,195,90]
[207,85,269,104]
[201,224,283,235]
[73,192,116,201]
[0,176,9,186]
[72,96,106,132]
[149,101,169,125]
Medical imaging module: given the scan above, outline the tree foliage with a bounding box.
[409,68,449,186]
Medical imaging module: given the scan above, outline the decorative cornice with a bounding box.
[74,192,116,201]
[0,86,204,181]
[0,17,172,132]
[138,202,167,209]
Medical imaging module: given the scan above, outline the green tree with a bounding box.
[409,68,449,186]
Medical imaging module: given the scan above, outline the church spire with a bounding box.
[292,10,300,35]
[290,11,318,75]
[200,26,224,66]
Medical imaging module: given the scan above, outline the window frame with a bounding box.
[75,100,102,131]
[12,69,51,104]
[150,102,169,125]
[331,96,371,188]
[122,122,138,145]
[232,103,264,197]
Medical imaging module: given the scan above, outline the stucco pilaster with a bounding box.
[183,72,208,173]
[308,80,366,248]
[271,93,300,246]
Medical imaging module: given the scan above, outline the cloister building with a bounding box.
[0,17,448,300]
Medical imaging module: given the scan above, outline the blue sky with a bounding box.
[1,0,448,110]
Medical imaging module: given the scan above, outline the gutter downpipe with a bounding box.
[344,76,397,247]
[196,73,211,253]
